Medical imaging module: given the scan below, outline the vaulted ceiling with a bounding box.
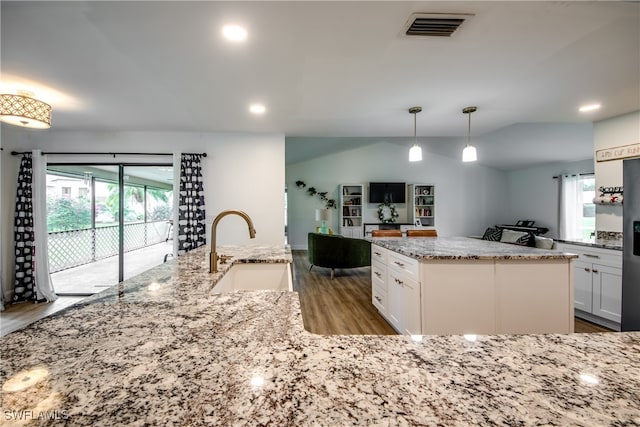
[2,1,639,169]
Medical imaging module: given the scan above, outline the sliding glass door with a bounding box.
[46,163,172,295]
[122,165,173,283]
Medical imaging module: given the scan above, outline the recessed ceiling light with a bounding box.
[222,25,247,42]
[579,103,601,113]
[249,104,266,114]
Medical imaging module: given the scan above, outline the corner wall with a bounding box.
[505,159,595,239]
[286,141,510,249]
[594,110,640,233]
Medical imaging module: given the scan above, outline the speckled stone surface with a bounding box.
[2,245,639,426]
[557,238,623,251]
[369,236,579,260]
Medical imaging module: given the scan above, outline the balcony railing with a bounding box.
[48,220,170,273]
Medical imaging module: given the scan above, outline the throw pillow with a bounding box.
[500,229,529,245]
[534,236,554,249]
[482,227,502,241]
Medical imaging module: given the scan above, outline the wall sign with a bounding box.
[596,143,640,162]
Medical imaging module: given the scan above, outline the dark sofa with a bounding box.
[307,233,371,279]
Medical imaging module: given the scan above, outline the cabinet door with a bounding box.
[573,260,593,312]
[402,278,421,335]
[592,264,622,323]
[351,228,364,239]
[387,269,404,332]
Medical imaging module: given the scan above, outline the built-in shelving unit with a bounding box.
[408,184,435,227]
[340,184,364,238]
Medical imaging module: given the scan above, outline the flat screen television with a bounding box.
[368,182,406,204]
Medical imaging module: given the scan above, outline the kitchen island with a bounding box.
[369,237,578,335]
[1,245,639,425]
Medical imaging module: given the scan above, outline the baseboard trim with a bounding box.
[575,310,620,331]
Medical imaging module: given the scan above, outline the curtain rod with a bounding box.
[552,173,593,179]
[10,151,206,158]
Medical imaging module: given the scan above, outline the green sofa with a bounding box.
[307,232,371,279]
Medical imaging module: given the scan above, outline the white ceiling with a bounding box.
[2,1,639,169]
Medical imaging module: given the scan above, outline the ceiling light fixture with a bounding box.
[249,104,266,114]
[0,91,51,129]
[462,106,477,163]
[222,25,247,42]
[408,106,423,162]
[579,103,601,113]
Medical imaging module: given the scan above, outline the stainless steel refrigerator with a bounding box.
[622,157,640,331]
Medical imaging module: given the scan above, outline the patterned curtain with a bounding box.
[13,154,36,302]
[177,154,206,255]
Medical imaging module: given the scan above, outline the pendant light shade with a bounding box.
[0,92,51,129]
[408,106,422,162]
[462,106,477,163]
[462,144,477,162]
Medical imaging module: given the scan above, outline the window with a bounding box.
[559,174,595,241]
[61,187,71,197]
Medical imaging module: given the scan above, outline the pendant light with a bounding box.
[462,106,477,162]
[408,106,422,162]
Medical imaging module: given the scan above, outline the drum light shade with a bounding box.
[0,93,52,129]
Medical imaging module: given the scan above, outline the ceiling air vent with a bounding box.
[403,13,474,37]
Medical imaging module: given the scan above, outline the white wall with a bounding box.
[505,159,594,239]
[0,127,285,301]
[286,141,510,249]
[594,110,640,232]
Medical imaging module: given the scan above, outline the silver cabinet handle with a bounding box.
[583,254,600,259]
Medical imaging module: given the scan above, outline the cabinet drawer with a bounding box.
[372,285,387,312]
[388,252,419,280]
[557,244,622,268]
[372,260,386,283]
[371,245,387,264]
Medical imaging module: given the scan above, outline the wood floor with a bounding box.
[1,296,86,337]
[292,250,396,335]
[292,250,613,335]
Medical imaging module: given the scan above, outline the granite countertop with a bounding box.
[2,245,639,425]
[369,236,578,261]
[556,238,623,251]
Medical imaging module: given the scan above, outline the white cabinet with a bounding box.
[371,246,422,335]
[408,184,435,227]
[371,260,388,315]
[592,263,622,323]
[557,243,622,329]
[340,184,364,238]
[573,260,593,312]
[373,243,573,335]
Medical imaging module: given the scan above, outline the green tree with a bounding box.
[105,184,171,222]
[47,196,91,232]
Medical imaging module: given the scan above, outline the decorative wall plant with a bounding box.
[295,180,336,209]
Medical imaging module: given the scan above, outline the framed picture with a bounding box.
[414,218,422,227]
